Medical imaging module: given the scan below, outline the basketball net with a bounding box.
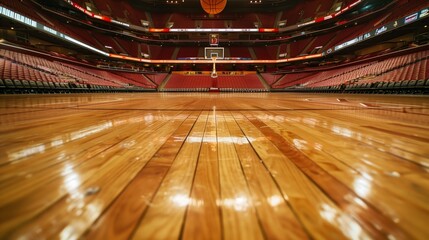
[211,56,218,78]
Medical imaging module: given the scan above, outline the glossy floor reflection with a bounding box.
[0,93,428,240]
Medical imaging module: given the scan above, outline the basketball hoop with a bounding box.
[211,56,218,78]
[205,47,223,78]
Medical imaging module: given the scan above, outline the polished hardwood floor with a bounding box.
[0,93,428,240]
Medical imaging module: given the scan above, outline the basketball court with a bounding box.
[1,93,428,239]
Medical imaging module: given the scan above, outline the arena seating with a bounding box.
[304,35,336,55]
[284,24,369,58]
[229,47,252,59]
[272,72,316,89]
[150,13,171,28]
[72,29,107,50]
[365,58,428,84]
[217,74,266,92]
[260,73,285,85]
[285,0,429,56]
[375,0,426,27]
[94,0,146,25]
[2,1,49,27]
[273,50,429,93]
[163,73,213,92]
[253,46,278,60]
[0,49,155,93]
[230,14,259,28]
[149,46,176,60]
[162,72,267,92]
[201,20,226,28]
[2,9,427,93]
[5,0,421,64]
[0,58,61,83]
[91,0,112,16]
[257,13,277,28]
[176,47,200,59]
[114,1,149,26]
[296,1,327,22]
[1,57,426,95]
[144,73,168,86]
[1,1,105,49]
[92,0,148,25]
[2,0,428,95]
[91,32,123,54]
[170,14,196,28]
[114,38,139,56]
[112,72,157,88]
[279,0,335,26]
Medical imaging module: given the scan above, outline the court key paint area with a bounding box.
[0,93,428,240]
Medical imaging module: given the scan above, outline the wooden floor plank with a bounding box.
[182,109,222,240]
[131,111,209,240]
[216,112,264,240]
[224,112,309,240]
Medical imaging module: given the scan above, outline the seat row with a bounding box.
[279,79,429,94]
[0,78,153,94]
[219,88,269,92]
[160,88,210,92]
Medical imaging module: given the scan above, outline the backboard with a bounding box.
[205,47,224,60]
